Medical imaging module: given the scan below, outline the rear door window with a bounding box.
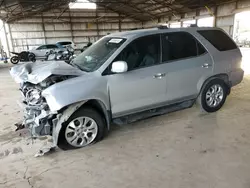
[197,30,237,51]
[36,45,47,50]
[161,32,206,62]
[46,45,59,49]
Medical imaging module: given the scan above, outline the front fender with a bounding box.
[42,75,110,112]
[52,101,86,146]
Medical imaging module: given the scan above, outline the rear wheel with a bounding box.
[10,56,19,64]
[58,107,106,150]
[199,79,228,113]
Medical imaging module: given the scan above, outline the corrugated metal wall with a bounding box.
[143,0,250,36]
[9,8,141,52]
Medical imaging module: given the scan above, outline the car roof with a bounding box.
[38,44,63,48]
[56,41,73,44]
[39,44,58,46]
[108,26,221,39]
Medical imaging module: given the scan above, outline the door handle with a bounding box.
[202,63,212,68]
[154,73,166,79]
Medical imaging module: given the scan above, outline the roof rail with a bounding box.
[157,25,169,29]
[130,28,139,30]
[189,24,198,27]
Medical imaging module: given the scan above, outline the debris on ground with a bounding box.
[14,122,25,131]
[34,147,56,158]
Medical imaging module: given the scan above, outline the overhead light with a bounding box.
[69,0,96,9]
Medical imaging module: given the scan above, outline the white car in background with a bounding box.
[56,41,76,50]
[29,44,65,58]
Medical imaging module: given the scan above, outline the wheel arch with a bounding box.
[81,99,111,131]
[53,99,111,146]
[198,73,231,98]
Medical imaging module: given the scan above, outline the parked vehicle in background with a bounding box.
[45,48,74,63]
[235,32,250,47]
[56,41,76,50]
[10,27,244,150]
[10,51,36,64]
[29,44,65,58]
[236,39,250,48]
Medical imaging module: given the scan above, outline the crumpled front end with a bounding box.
[18,82,55,137]
[16,80,86,141]
[10,61,84,138]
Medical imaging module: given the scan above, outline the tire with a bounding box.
[10,56,19,64]
[199,79,228,113]
[58,107,106,150]
[28,53,36,62]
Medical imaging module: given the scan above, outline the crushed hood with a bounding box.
[10,60,84,84]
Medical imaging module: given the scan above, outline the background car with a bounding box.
[56,41,76,50]
[29,44,65,58]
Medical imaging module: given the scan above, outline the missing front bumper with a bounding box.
[17,100,54,137]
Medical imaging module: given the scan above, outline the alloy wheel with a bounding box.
[65,116,98,147]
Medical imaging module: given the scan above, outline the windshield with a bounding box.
[71,37,126,72]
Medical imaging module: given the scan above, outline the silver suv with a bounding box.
[10,27,244,150]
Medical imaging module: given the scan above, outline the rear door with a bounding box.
[161,32,213,102]
[47,44,59,51]
[197,29,242,75]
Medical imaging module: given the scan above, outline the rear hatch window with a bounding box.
[197,30,237,51]
[57,42,72,46]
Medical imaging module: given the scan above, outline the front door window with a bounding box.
[114,35,160,71]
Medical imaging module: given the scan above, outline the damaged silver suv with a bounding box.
[10,27,244,150]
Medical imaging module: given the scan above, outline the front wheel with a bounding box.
[28,53,36,62]
[10,56,19,64]
[58,107,106,150]
[199,79,228,113]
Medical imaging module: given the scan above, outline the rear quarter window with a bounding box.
[47,45,58,49]
[197,30,237,51]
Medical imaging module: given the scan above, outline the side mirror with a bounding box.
[111,61,128,73]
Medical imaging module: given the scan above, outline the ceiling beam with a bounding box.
[6,0,71,23]
[116,1,157,19]
[88,0,148,21]
[1,0,239,23]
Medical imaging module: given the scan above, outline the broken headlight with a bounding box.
[26,88,43,106]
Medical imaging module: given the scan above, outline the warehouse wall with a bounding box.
[9,8,141,52]
[7,0,250,52]
[143,0,250,37]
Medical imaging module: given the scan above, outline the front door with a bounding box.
[161,31,213,102]
[107,34,168,117]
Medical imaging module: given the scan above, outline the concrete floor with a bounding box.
[1,50,250,188]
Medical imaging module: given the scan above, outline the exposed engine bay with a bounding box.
[20,75,72,137]
[10,60,85,141]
